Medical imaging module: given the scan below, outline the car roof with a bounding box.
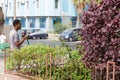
[72,27,81,29]
[66,27,81,30]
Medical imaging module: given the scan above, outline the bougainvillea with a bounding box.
[81,0,120,64]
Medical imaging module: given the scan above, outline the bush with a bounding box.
[82,0,120,64]
[7,44,91,80]
[81,0,120,79]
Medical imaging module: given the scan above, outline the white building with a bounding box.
[0,0,77,31]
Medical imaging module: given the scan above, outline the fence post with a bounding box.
[50,53,52,80]
[4,49,6,73]
[46,54,48,78]
[106,61,115,80]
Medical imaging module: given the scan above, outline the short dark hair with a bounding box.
[13,19,21,27]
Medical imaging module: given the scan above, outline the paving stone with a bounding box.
[0,74,30,80]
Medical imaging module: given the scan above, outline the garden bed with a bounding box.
[6,44,91,80]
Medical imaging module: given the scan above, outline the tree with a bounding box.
[72,0,101,27]
[72,0,85,27]
[0,7,4,33]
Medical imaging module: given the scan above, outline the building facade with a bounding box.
[0,0,77,31]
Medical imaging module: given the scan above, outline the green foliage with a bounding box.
[54,22,72,34]
[7,44,91,80]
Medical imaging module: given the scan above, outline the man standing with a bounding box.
[9,19,28,50]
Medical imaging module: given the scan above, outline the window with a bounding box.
[20,18,26,28]
[9,2,11,10]
[29,18,35,28]
[36,0,39,8]
[39,18,46,28]
[55,0,59,9]
[53,18,61,25]
[71,17,77,27]
[17,2,20,9]
[26,1,29,9]
[5,18,9,25]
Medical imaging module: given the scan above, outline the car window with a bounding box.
[32,30,44,34]
[73,30,76,33]
[76,29,80,33]
[63,28,73,34]
[36,29,41,32]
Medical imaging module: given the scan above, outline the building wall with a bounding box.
[0,0,77,31]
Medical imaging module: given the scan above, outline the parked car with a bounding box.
[21,29,41,37]
[59,27,82,42]
[28,30,48,39]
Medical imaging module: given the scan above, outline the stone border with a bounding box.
[13,72,43,80]
[0,73,28,80]
[6,71,43,80]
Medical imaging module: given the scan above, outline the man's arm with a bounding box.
[15,35,28,47]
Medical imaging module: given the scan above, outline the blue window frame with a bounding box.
[5,18,9,25]
[20,18,26,28]
[29,18,35,28]
[53,18,62,25]
[71,17,77,27]
[39,18,46,28]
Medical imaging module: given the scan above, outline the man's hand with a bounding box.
[23,34,29,40]
[15,34,29,47]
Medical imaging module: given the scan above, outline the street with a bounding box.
[23,39,81,49]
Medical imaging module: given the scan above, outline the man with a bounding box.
[0,32,7,44]
[9,19,28,50]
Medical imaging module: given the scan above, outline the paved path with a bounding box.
[0,55,4,74]
[0,74,30,80]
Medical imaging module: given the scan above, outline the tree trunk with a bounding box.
[76,14,80,27]
[0,7,4,33]
[75,2,84,28]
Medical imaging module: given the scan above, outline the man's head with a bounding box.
[13,19,21,30]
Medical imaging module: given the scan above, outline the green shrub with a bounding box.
[7,44,91,80]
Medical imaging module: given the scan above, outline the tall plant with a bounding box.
[72,0,101,27]
[81,0,120,63]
